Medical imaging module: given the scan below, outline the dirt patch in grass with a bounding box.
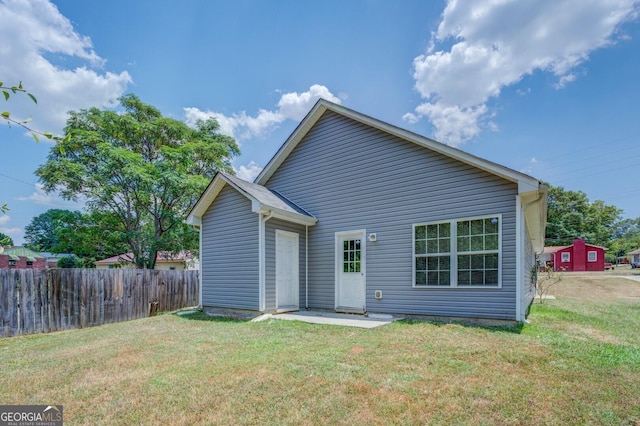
[551,274,640,300]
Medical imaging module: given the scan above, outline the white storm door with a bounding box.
[335,230,366,313]
[276,230,299,312]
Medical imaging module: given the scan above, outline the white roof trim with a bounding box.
[186,172,317,227]
[256,99,541,192]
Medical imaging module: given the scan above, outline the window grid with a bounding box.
[343,239,361,273]
[414,215,500,288]
[587,251,597,262]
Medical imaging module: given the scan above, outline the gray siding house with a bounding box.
[187,100,547,322]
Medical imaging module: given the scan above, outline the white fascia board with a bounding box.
[255,204,317,226]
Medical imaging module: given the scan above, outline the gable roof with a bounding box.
[186,172,317,227]
[629,248,640,255]
[255,99,543,192]
[254,99,547,252]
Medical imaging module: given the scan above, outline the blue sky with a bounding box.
[1,0,639,245]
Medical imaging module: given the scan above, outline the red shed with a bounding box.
[542,239,607,272]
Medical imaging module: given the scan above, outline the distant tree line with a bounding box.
[545,185,640,263]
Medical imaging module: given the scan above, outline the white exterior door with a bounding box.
[335,230,366,313]
[276,230,299,312]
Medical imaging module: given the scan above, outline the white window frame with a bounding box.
[561,252,570,262]
[412,214,502,289]
[587,251,597,262]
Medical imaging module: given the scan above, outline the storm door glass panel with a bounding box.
[343,239,361,273]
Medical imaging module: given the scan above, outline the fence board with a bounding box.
[0,269,199,338]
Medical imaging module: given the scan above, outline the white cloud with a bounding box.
[0,0,131,134]
[184,84,341,140]
[235,161,263,182]
[17,184,85,209]
[0,215,21,240]
[407,0,639,146]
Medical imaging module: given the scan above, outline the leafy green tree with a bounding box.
[24,209,82,252]
[57,256,79,268]
[0,232,13,246]
[608,217,640,261]
[546,185,621,247]
[36,94,239,268]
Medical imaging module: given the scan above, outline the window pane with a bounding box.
[485,235,498,250]
[440,223,450,237]
[471,236,484,251]
[427,239,439,253]
[349,240,355,250]
[343,252,348,261]
[440,271,450,285]
[485,254,498,269]
[343,241,348,250]
[355,262,361,273]
[416,271,426,286]
[427,257,439,270]
[439,256,451,270]
[485,217,498,234]
[458,255,470,269]
[427,271,439,285]
[415,240,426,254]
[457,221,469,236]
[485,270,498,285]
[343,262,349,273]
[427,224,438,238]
[471,254,484,269]
[458,270,470,285]
[439,238,450,253]
[416,257,426,271]
[458,236,469,252]
[471,219,484,235]
[471,270,484,285]
[415,226,426,240]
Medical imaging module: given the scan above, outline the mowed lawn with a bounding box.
[1,275,640,425]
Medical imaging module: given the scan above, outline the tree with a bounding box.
[545,185,621,247]
[24,209,83,252]
[36,94,239,268]
[1,81,68,143]
[57,256,79,268]
[0,232,13,246]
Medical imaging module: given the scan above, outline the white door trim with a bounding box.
[276,229,299,313]
[335,229,366,313]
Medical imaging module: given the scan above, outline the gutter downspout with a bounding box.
[519,188,546,323]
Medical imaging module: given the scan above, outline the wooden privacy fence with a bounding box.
[0,268,199,338]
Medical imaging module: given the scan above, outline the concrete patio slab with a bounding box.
[252,310,398,328]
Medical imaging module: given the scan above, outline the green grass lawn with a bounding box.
[1,275,639,425]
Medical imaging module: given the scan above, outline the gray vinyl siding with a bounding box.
[265,111,520,320]
[264,219,307,311]
[201,185,259,310]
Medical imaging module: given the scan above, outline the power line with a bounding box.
[0,172,36,188]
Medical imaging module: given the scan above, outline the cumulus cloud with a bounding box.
[17,184,85,208]
[407,0,639,146]
[184,84,341,140]
[235,161,263,182]
[0,0,131,134]
[0,215,21,240]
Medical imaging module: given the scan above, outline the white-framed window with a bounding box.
[413,215,501,288]
[587,251,597,262]
[561,252,570,262]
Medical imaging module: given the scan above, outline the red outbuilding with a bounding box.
[541,239,607,272]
